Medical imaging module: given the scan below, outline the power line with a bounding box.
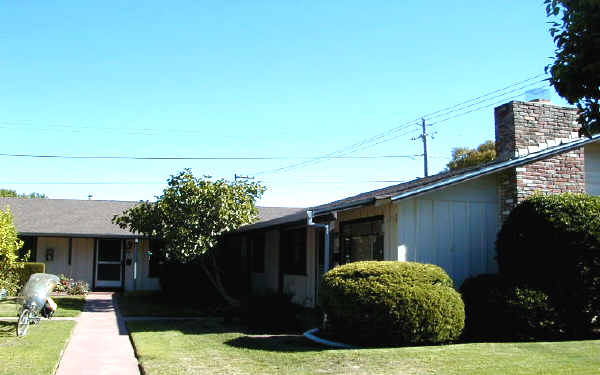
[0,179,412,185]
[424,80,547,121]
[422,73,547,119]
[428,85,549,127]
[251,73,548,176]
[0,152,420,160]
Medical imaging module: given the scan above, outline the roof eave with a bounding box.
[18,232,144,239]
[391,135,600,202]
[311,197,376,217]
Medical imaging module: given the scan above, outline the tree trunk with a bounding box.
[199,252,240,308]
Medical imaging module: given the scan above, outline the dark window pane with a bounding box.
[99,240,121,261]
[251,235,265,273]
[97,264,121,281]
[281,227,306,275]
[340,217,384,264]
[18,236,37,261]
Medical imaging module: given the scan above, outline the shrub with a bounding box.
[461,274,563,340]
[159,263,222,303]
[17,262,45,288]
[245,292,301,331]
[496,193,600,335]
[0,208,25,295]
[319,261,464,346]
[54,274,89,295]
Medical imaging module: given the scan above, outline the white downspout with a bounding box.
[306,210,331,275]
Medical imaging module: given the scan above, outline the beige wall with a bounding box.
[35,236,160,291]
[70,238,94,286]
[37,237,70,277]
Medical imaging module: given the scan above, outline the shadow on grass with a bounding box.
[117,293,224,317]
[56,296,88,313]
[0,298,18,316]
[0,321,16,337]
[127,317,329,353]
[224,334,326,352]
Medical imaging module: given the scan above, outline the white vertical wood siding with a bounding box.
[396,175,499,288]
[70,238,94,286]
[585,143,600,196]
[36,237,70,276]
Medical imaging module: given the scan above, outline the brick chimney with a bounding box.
[494,100,585,221]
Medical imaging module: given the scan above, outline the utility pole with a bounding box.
[411,118,430,177]
[421,118,428,177]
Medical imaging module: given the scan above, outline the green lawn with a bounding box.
[0,296,86,317]
[118,293,223,317]
[128,319,600,375]
[0,320,75,375]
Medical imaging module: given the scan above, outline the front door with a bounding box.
[95,239,123,288]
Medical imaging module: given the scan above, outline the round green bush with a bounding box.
[461,274,563,340]
[496,193,600,335]
[319,261,464,346]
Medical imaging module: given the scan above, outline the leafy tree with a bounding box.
[0,208,26,295]
[545,0,600,136]
[113,169,265,306]
[446,140,496,171]
[0,189,47,198]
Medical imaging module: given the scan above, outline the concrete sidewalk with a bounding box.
[56,292,140,375]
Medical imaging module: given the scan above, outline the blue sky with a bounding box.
[0,1,567,207]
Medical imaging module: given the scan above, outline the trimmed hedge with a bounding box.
[17,262,45,289]
[461,274,562,340]
[496,193,600,335]
[319,261,464,346]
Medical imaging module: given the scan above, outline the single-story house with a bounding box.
[3,99,599,305]
[0,197,301,292]
[228,99,600,307]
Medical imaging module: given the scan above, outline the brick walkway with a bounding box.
[55,292,140,375]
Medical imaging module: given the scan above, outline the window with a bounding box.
[281,227,306,275]
[340,216,384,264]
[250,234,265,273]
